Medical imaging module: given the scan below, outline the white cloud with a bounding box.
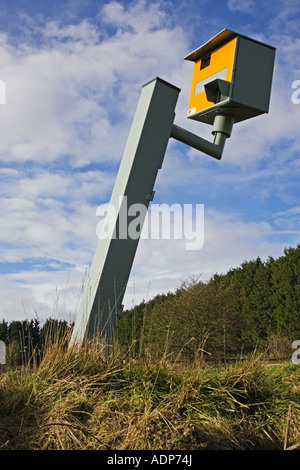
[44,18,100,44]
[124,207,288,308]
[0,0,299,325]
[227,0,255,13]
[1,205,287,322]
[0,1,190,321]
[0,269,85,323]
[268,1,300,36]
[101,0,167,34]
[0,165,119,271]
[0,5,188,166]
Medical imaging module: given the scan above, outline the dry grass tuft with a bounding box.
[1,331,300,450]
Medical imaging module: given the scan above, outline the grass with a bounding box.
[0,334,300,450]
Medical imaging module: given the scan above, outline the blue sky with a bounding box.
[0,0,299,322]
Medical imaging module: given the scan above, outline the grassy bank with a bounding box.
[0,337,300,450]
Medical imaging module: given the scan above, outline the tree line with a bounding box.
[0,318,71,365]
[115,245,300,362]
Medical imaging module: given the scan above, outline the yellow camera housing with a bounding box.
[185,29,276,124]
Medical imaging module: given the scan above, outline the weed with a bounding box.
[0,330,299,450]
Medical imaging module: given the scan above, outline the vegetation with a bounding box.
[0,318,71,366]
[0,245,299,450]
[1,245,299,366]
[115,245,300,363]
[0,335,300,450]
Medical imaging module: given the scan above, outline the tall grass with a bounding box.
[0,328,300,450]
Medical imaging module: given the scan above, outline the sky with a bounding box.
[0,0,299,323]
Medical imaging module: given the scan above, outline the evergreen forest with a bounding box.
[115,245,300,362]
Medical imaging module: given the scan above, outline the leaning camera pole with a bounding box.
[70,29,276,350]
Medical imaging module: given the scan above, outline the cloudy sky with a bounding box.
[0,0,299,323]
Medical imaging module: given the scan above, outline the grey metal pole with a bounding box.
[170,114,234,160]
[70,78,181,349]
[70,78,236,351]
